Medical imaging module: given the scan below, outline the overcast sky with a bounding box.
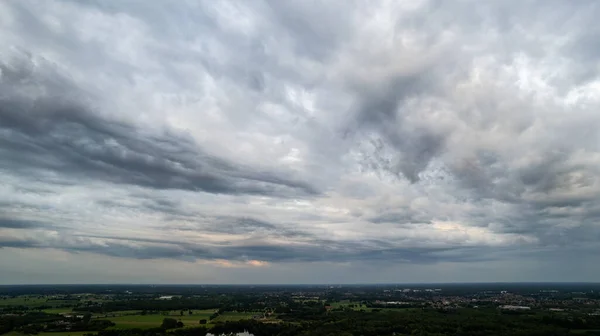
[2,0,600,284]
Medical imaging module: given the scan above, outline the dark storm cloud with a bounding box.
[208,217,277,234]
[0,230,490,265]
[98,197,196,219]
[348,74,448,183]
[0,56,318,198]
[0,239,38,249]
[331,1,600,246]
[0,236,198,261]
[0,218,55,229]
[156,215,316,240]
[368,212,431,225]
[446,141,600,245]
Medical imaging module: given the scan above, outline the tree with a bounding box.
[161,318,178,329]
[176,321,184,328]
[188,310,193,315]
[180,310,184,316]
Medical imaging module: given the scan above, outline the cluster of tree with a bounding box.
[365,302,422,309]
[540,314,600,330]
[88,327,167,336]
[0,306,31,313]
[91,327,211,336]
[174,310,195,316]
[73,298,221,313]
[223,309,600,336]
[278,306,327,322]
[0,312,63,334]
[160,318,184,329]
[86,308,600,336]
[0,312,115,335]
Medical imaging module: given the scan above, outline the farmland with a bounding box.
[2,284,600,336]
[3,332,91,336]
[102,310,255,329]
[103,310,215,329]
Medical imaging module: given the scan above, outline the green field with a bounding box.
[105,310,218,329]
[91,310,143,318]
[0,297,50,307]
[212,312,256,322]
[0,296,80,309]
[42,308,74,314]
[3,332,94,336]
[102,310,255,329]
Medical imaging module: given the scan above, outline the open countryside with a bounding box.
[2,284,600,336]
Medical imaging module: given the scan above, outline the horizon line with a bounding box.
[2,281,600,287]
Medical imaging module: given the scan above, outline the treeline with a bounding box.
[0,312,114,335]
[91,320,298,336]
[6,306,600,336]
[278,306,327,321]
[73,298,221,313]
[86,309,600,336]
[0,312,61,335]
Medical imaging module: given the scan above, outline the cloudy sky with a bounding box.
[2,0,600,284]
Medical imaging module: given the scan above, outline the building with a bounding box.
[499,305,531,310]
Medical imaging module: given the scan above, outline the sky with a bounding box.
[1,0,600,284]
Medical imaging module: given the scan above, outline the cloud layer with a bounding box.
[2,0,600,283]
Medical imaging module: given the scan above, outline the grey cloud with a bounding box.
[368,212,431,225]
[332,0,600,246]
[158,215,316,240]
[447,144,600,245]
[213,217,277,234]
[348,74,448,183]
[3,0,600,282]
[0,218,54,229]
[0,55,319,198]
[98,197,195,219]
[0,239,38,249]
[0,230,491,265]
[263,0,355,60]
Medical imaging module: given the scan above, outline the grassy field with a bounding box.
[102,310,255,329]
[0,297,50,307]
[0,296,79,309]
[92,310,143,317]
[105,310,216,329]
[212,312,256,322]
[42,308,74,314]
[3,332,94,336]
